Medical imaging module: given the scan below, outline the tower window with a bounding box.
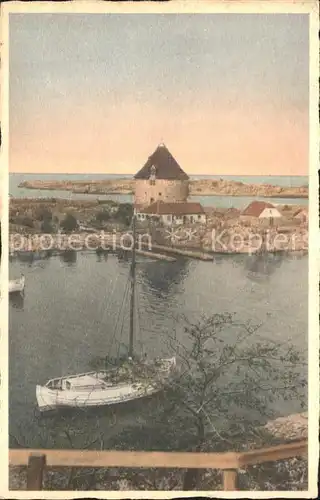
[150,197,155,204]
[149,165,156,185]
[158,192,162,196]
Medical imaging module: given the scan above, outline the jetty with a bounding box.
[140,242,213,261]
[134,248,175,261]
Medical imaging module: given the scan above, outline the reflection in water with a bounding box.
[9,293,25,310]
[9,251,307,449]
[246,252,285,282]
[116,248,130,262]
[43,250,53,259]
[96,247,109,258]
[96,253,109,263]
[14,251,53,264]
[140,257,189,296]
[60,249,77,265]
[212,253,236,265]
[16,251,35,264]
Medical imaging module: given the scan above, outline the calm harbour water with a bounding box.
[10,173,308,209]
[9,251,307,449]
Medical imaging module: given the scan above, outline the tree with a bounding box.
[107,313,306,490]
[162,313,306,489]
[20,216,34,228]
[114,203,133,226]
[35,207,53,222]
[10,313,307,491]
[96,210,111,223]
[41,219,54,233]
[60,213,78,233]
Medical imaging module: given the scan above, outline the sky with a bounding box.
[9,13,309,175]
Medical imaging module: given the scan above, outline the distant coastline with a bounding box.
[18,178,308,199]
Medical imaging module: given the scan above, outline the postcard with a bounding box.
[1,0,319,498]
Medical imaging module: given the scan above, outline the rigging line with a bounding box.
[115,253,137,359]
[112,274,132,349]
[135,283,144,356]
[116,313,126,359]
[64,261,124,373]
[116,280,130,359]
[98,262,125,325]
[109,276,131,355]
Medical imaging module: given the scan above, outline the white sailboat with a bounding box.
[9,274,25,294]
[36,216,176,412]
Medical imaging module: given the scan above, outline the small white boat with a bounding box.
[36,215,177,412]
[36,357,176,412]
[9,274,25,294]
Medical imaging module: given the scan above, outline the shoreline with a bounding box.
[191,192,308,199]
[9,235,308,260]
[9,197,308,257]
[16,186,308,200]
[17,179,308,200]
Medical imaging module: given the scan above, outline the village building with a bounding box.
[136,200,206,226]
[293,207,308,223]
[134,143,190,210]
[241,201,282,222]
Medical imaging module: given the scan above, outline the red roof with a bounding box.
[242,201,275,217]
[293,208,308,217]
[141,201,205,216]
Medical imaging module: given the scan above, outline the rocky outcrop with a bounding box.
[18,179,133,195]
[264,412,307,441]
[18,178,308,199]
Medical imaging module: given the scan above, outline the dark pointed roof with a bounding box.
[134,144,189,180]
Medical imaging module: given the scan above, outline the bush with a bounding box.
[60,213,78,232]
[41,219,55,233]
[35,207,53,222]
[96,210,111,223]
[114,203,133,226]
[20,217,34,228]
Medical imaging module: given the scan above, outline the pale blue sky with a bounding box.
[9,13,309,174]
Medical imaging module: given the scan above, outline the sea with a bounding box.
[9,172,308,450]
[9,251,307,450]
[9,173,308,209]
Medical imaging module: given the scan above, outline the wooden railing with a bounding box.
[9,439,307,491]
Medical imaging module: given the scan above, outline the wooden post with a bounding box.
[27,453,46,490]
[222,469,237,491]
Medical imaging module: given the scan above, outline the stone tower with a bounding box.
[134,143,189,209]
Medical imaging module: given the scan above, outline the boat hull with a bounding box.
[36,383,162,412]
[36,357,176,412]
[9,275,25,294]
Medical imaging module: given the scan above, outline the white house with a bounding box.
[136,201,206,226]
[293,208,308,223]
[241,201,282,221]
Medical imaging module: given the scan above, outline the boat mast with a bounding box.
[128,214,136,358]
